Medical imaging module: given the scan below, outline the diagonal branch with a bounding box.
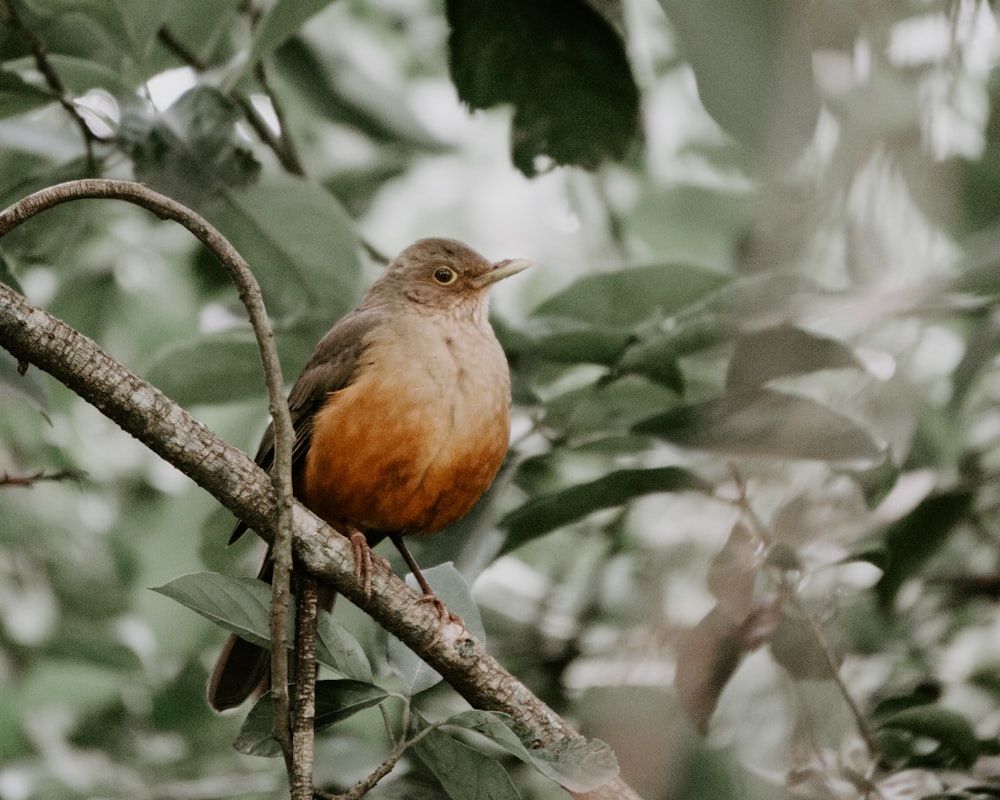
[0,243,639,800]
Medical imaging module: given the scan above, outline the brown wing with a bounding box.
[229,310,382,543]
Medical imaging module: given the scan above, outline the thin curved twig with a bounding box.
[0,179,298,759]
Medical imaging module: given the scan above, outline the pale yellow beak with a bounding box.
[476,258,532,287]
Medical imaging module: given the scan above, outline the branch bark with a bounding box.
[0,201,639,800]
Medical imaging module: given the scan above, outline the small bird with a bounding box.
[208,238,530,711]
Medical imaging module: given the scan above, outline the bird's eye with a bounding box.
[433,267,456,285]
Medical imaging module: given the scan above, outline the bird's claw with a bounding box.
[348,529,389,601]
[416,592,464,645]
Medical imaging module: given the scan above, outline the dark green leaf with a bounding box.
[413,725,522,800]
[532,263,728,327]
[879,706,981,769]
[234,680,388,757]
[659,0,819,169]
[446,0,639,176]
[521,317,632,366]
[874,491,974,611]
[444,710,619,792]
[387,563,484,695]
[633,389,886,462]
[871,683,941,720]
[725,325,862,394]
[501,467,707,549]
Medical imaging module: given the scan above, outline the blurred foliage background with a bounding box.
[3,0,1000,798]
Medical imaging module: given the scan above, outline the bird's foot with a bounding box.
[348,528,390,601]
[416,592,464,646]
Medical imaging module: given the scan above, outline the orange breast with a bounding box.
[300,319,511,536]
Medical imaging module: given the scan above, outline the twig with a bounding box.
[0,178,299,762]
[314,721,440,800]
[0,0,98,171]
[252,60,306,176]
[292,575,319,800]
[0,468,85,487]
[785,588,879,757]
[156,25,306,176]
[734,481,879,760]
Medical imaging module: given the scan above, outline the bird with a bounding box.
[208,237,530,711]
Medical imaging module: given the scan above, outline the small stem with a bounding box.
[291,575,319,800]
[785,586,879,757]
[0,469,85,487]
[1,0,97,171]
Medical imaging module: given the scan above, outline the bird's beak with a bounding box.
[476,258,532,287]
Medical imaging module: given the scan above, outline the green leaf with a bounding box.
[501,467,708,550]
[874,491,974,611]
[413,725,521,800]
[633,389,886,463]
[659,0,820,169]
[521,317,632,366]
[445,0,639,176]
[725,325,863,394]
[315,611,373,683]
[443,710,619,792]
[0,69,55,119]
[243,0,336,80]
[275,37,442,150]
[145,332,267,407]
[532,262,728,327]
[234,680,389,757]
[2,55,135,96]
[145,326,322,407]
[386,563,484,695]
[210,174,361,318]
[879,706,981,769]
[543,377,682,436]
[152,572,275,649]
[152,572,372,679]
